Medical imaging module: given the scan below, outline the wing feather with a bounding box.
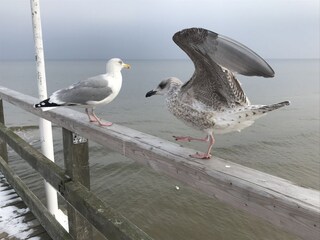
[173,28,273,109]
[51,75,113,105]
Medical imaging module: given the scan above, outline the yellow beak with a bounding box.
[123,63,131,69]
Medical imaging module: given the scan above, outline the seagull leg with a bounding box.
[85,108,98,122]
[173,135,209,142]
[91,110,113,127]
[189,133,215,160]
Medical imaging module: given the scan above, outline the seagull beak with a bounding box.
[145,90,157,98]
[123,63,131,69]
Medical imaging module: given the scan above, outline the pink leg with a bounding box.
[85,108,113,127]
[189,133,215,160]
[86,108,98,122]
[91,111,113,127]
[173,135,209,142]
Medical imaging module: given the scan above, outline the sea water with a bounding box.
[0,59,319,240]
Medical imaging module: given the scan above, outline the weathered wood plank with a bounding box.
[0,122,69,191]
[63,129,90,188]
[0,86,320,239]
[63,128,92,240]
[0,99,8,162]
[0,177,51,240]
[0,121,151,240]
[0,160,71,240]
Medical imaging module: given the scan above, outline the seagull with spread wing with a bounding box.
[146,28,290,159]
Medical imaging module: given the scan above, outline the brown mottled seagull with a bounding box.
[146,28,290,159]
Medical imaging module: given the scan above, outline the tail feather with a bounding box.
[34,98,61,108]
[258,101,290,113]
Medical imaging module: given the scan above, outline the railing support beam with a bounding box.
[0,156,73,240]
[63,128,92,239]
[0,99,8,162]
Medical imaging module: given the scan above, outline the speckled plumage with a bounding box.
[146,28,290,159]
[166,85,216,131]
[164,79,289,135]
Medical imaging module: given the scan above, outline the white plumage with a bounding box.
[35,58,130,126]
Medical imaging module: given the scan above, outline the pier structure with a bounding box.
[0,87,319,240]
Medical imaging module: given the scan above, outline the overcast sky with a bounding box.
[0,0,319,60]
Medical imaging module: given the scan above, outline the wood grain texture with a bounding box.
[0,174,50,240]
[63,128,92,240]
[0,86,319,240]
[0,122,68,191]
[0,99,8,162]
[0,121,152,240]
[0,157,72,240]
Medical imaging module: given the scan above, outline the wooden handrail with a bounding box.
[0,121,152,240]
[0,122,69,190]
[0,86,319,240]
[0,156,73,240]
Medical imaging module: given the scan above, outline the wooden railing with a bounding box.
[0,87,152,240]
[0,86,319,240]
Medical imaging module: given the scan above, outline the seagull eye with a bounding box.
[159,82,166,89]
[118,60,123,65]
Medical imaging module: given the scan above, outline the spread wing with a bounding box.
[173,28,274,110]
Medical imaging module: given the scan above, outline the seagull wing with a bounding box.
[173,28,274,109]
[51,75,113,105]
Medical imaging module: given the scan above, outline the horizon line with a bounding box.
[0,57,319,62]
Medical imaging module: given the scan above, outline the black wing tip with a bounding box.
[34,98,61,108]
[259,67,275,78]
[260,60,275,78]
[268,70,275,78]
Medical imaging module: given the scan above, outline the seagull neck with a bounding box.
[167,84,181,97]
[107,69,122,78]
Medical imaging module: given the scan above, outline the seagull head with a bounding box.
[146,77,182,97]
[106,58,131,73]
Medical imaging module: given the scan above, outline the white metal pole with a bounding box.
[30,0,58,215]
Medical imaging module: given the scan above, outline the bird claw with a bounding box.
[98,121,113,127]
[89,117,112,126]
[189,152,212,159]
[173,136,191,142]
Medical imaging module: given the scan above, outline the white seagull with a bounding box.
[146,28,290,159]
[34,58,130,126]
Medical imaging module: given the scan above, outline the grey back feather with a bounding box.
[55,75,113,105]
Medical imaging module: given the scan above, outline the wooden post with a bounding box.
[62,128,92,239]
[0,99,8,162]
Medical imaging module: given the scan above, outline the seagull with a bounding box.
[146,28,290,159]
[34,58,130,126]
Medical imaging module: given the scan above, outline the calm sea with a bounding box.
[0,59,319,240]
